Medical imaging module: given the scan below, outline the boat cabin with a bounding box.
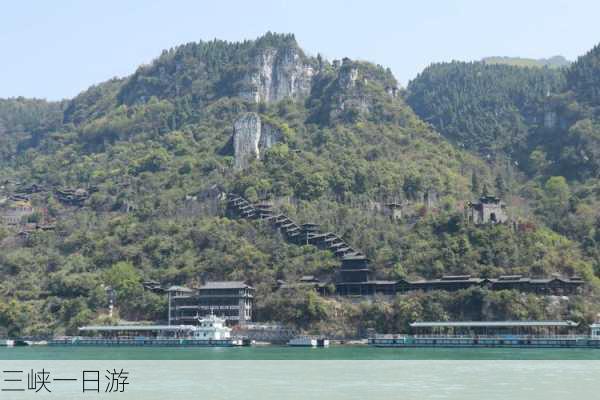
[78,325,196,339]
[193,314,232,340]
[590,324,600,339]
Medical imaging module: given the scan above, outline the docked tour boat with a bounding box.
[50,314,245,347]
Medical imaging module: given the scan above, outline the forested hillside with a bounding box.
[407,62,566,158]
[407,45,600,309]
[1,33,599,337]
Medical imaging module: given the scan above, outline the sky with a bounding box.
[1,0,600,100]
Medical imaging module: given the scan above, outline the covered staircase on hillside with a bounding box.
[226,194,362,259]
[225,193,396,296]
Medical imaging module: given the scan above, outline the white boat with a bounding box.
[53,314,245,346]
[288,336,329,347]
[0,339,15,347]
[192,314,235,341]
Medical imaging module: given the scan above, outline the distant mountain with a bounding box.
[407,61,565,157]
[482,55,571,69]
[408,45,600,182]
[567,43,600,105]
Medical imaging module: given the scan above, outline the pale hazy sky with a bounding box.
[2,0,599,100]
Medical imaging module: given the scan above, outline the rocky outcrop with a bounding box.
[311,58,399,123]
[239,47,314,103]
[233,113,282,169]
[332,61,372,118]
[338,64,360,90]
[233,113,261,170]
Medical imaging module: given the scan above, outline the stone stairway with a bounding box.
[226,193,363,259]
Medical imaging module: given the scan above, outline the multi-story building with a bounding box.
[335,255,396,296]
[168,281,254,326]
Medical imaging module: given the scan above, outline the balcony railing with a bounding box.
[411,334,584,340]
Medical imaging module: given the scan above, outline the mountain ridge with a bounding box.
[481,55,571,69]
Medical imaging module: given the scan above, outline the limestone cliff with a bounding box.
[239,47,314,103]
[310,58,399,123]
[233,113,282,169]
[233,113,261,170]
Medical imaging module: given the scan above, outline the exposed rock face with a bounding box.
[233,113,282,169]
[332,62,371,117]
[233,113,261,170]
[338,65,359,90]
[324,58,399,121]
[239,47,314,103]
[259,124,282,150]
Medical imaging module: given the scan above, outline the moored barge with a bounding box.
[369,320,600,348]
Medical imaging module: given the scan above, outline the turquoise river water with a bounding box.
[3,345,600,359]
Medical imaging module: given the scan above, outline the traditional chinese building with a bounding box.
[0,199,34,226]
[168,281,254,326]
[408,275,488,292]
[488,275,584,295]
[334,255,396,296]
[277,275,331,296]
[393,274,584,295]
[466,195,508,224]
[383,202,402,221]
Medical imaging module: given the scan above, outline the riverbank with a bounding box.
[3,345,600,360]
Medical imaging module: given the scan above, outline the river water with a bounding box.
[3,347,600,399]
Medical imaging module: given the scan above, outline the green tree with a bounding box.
[495,174,507,198]
[471,171,480,194]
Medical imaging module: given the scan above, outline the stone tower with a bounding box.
[466,195,508,224]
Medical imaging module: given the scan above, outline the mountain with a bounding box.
[407,42,600,293]
[1,33,598,337]
[407,44,600,183]
[482,55,571,69]
[567,44,600,106]
[406,61,566,159]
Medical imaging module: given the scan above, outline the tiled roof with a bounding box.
[199,281,253,290]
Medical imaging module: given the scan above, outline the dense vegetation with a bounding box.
[407,44,600,298]
[407,62,566,158]
[2,33,600,337]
